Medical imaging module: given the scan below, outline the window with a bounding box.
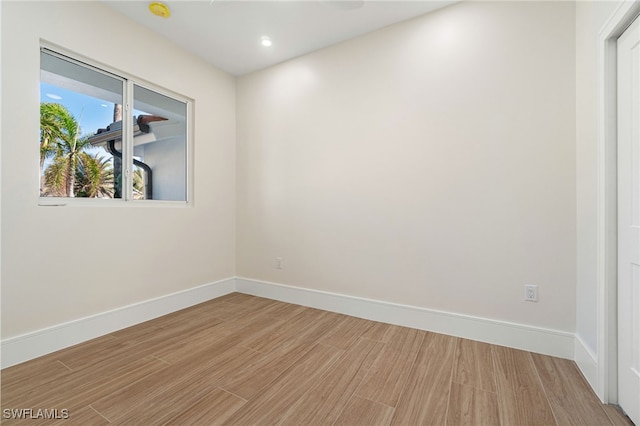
[39,47,189,202]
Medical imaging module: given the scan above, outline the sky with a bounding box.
[40,82,117,138]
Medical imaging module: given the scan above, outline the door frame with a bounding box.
[597,0,640,404]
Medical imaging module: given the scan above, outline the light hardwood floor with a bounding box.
[1,293,635,425]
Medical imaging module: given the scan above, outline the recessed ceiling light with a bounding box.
[261,36,272,47]
[149,2,170,18]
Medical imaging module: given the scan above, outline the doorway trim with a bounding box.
[596,0,640,403]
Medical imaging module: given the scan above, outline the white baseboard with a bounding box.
[574,334,599,394]
[2,276,579,370]
[235,277,576,359]
[1,278,235,369]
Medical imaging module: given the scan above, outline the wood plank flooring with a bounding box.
[0,293,635,425]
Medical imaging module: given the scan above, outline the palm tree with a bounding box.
[43,151,113,198]
[40,103,114,198]
[39,103,67,187]
[42,155,68,196]
[132,168,145,199]
[75,154,114,198]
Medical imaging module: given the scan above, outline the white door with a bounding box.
[618,13,640,426]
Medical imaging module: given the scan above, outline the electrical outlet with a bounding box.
[524,285,538,302]
[276,257,283,269]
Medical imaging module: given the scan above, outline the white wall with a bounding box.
[237,1,577,332]
[142,135,187,201]
[3,0,605,370]
[575,0,621,361]
[0,1,236,338]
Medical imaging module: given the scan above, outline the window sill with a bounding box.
[38,197,191,208]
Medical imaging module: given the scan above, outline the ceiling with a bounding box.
[101,1,456,76]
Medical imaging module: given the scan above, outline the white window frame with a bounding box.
[38,43,193,207]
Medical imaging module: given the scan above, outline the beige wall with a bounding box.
[237,1,577,331]
[2,0,588,348]
[0,1,236,337]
